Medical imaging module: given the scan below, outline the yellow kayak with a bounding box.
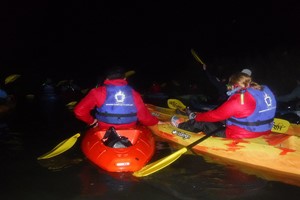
[146,103,300,187]
[146,104,188,121]
[146,103,300,136]
[155,123,300,187]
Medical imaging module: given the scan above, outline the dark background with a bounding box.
[1,0,300,95]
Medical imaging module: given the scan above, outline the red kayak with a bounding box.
[81,125,155,172]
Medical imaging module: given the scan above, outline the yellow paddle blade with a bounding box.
[125,70,135,78]
[81,88,90,94]
[5,74,21,84]
[133,147,188,177]
[37,133,80,160]
[56,80,68,87]
[26,94,35,100]
[66,101,77,107]
[66,101,77,110]
[167,99,186,111]
[191,49,205,65]
[272,118,290,133]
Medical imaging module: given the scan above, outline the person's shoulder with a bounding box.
[229,91,254,100]
[131,88,141,95]
[88,86,104,94]
[226,93,241,102]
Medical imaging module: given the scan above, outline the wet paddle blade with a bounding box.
[167,99,186,111]
[5,74,21,84]
[133,148,188,177]
[125,70,135,78]
[272,118,290,133]
[66,101,77,110]
[191,49,205,65]
[56,80,68,87]
[66,101,77,107]
[37,133,80,160]
[133,125,223,177]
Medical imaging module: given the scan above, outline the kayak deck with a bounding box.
[81,125,156,172]
[155,123,300,187]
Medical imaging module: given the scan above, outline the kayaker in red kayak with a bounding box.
[74,66,159,130]
[172,71,277,139]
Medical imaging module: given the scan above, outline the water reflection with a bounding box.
[139,155,267,200]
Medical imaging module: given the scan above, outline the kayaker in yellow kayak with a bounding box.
[172,71,277,139]
[276,78,300,103]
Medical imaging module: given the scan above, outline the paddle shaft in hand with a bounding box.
[167,98,291,134]
[186,126,224,148]
[133,126,224,177]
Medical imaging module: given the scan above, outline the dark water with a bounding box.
[1,97,300,200]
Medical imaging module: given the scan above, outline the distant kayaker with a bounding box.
[171,71,277,139]
[74,66,159,130]
[276,79,300,103]
[203,65,253,105]
[149,81,162,94]
[202,64,229,104]
[0,88,8,104]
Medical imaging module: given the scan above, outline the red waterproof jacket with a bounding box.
[194,90,272,139]
[74,79,158,129]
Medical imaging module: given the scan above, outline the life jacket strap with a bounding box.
[227,118,273,126]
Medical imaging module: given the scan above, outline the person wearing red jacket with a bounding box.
[74,66,159,130]
[172,72,277,139]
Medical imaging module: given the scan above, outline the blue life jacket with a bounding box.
[95,85,137,124]
[227,85,277,132]
[0,89,8,99]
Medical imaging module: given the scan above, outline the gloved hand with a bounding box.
[88,119,98,129]
[178,119,198,132]
[178,119,203,133]
[188,112,197,120]
[185,106,196,119]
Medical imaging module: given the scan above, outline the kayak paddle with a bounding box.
[125,70,135,78]
[167,98,186,112]
[167,98,291,134]
[37,70,136,160]
[191,48,205,65]
[37,133,80,160]
[133,126,224,177]
[5,74,21,84]
[134,102,291,177]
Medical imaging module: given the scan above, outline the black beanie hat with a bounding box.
[105,66,125,80]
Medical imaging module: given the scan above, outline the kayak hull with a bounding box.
[81,125,155,172]
[146,103,300,186]
[155,123,300,187]
[147,103,300,136]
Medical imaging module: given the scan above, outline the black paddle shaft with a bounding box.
[186,127,225,149]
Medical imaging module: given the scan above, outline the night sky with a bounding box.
[1,0,300,93]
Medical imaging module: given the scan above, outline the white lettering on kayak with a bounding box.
[172,130,191,140]
[150,112,160,117]
[273,122,287,131]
